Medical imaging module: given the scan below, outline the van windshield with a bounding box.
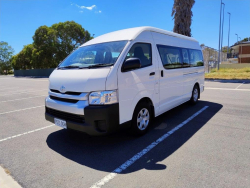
[58,41,128,69]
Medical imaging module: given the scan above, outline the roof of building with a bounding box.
[81,26,198,47]
[231,41,250,48]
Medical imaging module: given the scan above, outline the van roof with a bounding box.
[81,26,198,47]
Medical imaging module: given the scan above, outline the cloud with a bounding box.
[78,5,96,10]
[71,3,101,13]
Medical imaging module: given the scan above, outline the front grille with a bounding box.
[50,96,79,103]
[50,89,81,96]
[46,107,85,123]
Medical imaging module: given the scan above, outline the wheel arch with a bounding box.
[133,97,155,119]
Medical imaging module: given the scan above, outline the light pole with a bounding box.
[239,37,241,42]
[227,12,231,54]
[220,3,225,62]
[217,0,223,70]
[235,34,238,44]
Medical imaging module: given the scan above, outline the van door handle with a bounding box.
[161,70,164,77]
[149,72,155,76]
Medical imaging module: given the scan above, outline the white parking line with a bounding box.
[0,87,19,91]
[206,87,250,91]
[0,89,47,96]
[0,78,48,81]
[0,125,54,143]
[90,106,209,188]
[235,82,245,89]
[0,95,47,103]
[0,105,44,115]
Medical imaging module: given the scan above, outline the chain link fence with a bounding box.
[201,46,227,73]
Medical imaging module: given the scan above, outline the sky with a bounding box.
[1,0,249,54]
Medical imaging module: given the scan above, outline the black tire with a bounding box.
[190,85,199,105]
[129,101,152,136]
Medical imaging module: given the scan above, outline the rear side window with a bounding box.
[157,45,182,69]
[188,49,204,67]
[125,43,152,68]
[182,49,190,68]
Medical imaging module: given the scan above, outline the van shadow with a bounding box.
[46,101,222,174]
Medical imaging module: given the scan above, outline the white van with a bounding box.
[45,27,204,136]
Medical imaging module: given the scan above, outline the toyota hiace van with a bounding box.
[45,27,204,136]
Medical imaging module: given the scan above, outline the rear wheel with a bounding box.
[190,85,199,104]
[130,101,152,136]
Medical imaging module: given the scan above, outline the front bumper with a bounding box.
[45,103,119,136]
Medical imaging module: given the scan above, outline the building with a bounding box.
[231,41,250,63]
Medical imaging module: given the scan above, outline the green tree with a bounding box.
[233,37,250,45]
[51,21,91,63]
[12,21,93,70]
[11,44,34,70]
[172,0,195,37]
[32,26,57,68]
[0,41,14,74]
[221,46,229,53]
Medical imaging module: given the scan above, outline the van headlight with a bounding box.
[89,90,118,105]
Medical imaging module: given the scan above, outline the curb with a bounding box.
[0,166,22,188]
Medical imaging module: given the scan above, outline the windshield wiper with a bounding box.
[58,65,80,69]
[88,63,114,68]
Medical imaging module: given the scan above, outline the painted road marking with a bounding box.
[0,105,44,115]
[0,125,54,143]
[235,82,245,89]
[0,95,46,103]
[206,87,250,91]
[90,106,209,188]
[0,78,48,81]
[0,87,19,91]
[0,89,47,96]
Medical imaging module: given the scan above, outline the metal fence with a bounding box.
[14,68,55,77]
[201,46,227,73]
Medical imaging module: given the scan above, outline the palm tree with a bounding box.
[171,0,195,37]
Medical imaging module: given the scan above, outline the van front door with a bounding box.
[157,45,184,114]
[118,42,157,124]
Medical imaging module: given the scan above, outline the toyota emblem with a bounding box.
[60,85,66,93]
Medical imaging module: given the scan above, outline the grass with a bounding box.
[205,67,250,80]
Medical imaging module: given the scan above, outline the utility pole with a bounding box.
[227,12,231,54]
[217,0,223,70]
[220,3,225,63]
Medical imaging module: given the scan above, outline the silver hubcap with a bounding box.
[137,108,150,130]
[193,88,198,101]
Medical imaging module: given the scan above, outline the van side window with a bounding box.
[188,49,204,67]
[125,43,152,68]
[181,49,190,68]
[157,45,182,69]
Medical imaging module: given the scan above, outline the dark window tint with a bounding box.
[125,43,152,68]
[157,45,182,69]
[188,49,204,67]
[182,49,190,68]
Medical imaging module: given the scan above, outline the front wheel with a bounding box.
[190,85,199,104]
[130,102,152,136]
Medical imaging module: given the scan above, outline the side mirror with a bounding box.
[121,58,141,72]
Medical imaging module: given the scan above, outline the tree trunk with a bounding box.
[172,0,195,37]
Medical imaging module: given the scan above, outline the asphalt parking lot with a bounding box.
[0,76,250,188]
